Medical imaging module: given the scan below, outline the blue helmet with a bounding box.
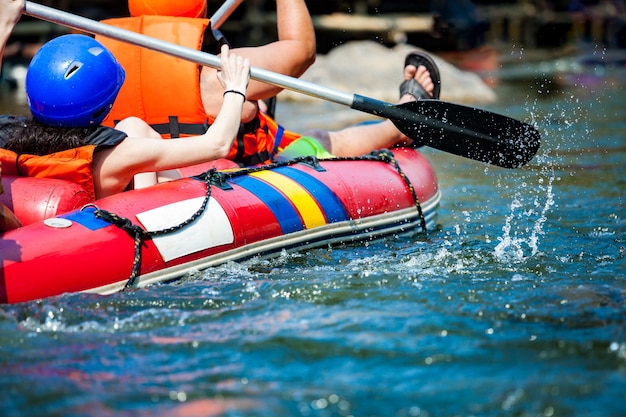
[26,34,125,128]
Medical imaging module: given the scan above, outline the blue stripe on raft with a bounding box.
[274,166,349,223]
[229,175,304,234]
[61,206,112,231]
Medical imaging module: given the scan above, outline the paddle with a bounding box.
[23,1,540,168]
[209,0,244,29]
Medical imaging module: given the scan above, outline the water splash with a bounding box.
[490,69,593,265]
[494,95,558,265]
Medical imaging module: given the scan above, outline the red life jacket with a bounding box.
[0,146,97,199]
[98,16,299,165]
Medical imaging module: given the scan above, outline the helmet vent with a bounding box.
[88,46,105,56]
[65,62,83,79]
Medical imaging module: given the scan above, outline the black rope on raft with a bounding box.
[299,150,427,233]
[368,149,428,234]
[90,150,426,290]
[208,150,428,242]
[93,170,216,289]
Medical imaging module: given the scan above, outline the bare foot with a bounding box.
[399,64,434,103]
[392,64,435,147]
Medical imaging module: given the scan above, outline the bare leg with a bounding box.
[304,64,434,157]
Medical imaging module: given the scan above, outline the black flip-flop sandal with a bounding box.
[399,51,441,100]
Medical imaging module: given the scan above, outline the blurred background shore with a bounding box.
[2,0,626,113]
[6,1,626,51]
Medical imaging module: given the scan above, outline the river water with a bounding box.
[0,56,624,416]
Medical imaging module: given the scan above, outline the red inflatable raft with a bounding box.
[0,148,440,304]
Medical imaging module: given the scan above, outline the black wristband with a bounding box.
[223,90,246,100]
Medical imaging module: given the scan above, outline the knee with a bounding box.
[303,129,333,154]
[303,129,329,145]
[115,117,161,139]
[277,135,334,160]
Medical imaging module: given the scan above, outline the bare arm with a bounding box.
[0,0,24,67]
[201,0,316,116]
[93,45,250,198]
[240,0,316,96]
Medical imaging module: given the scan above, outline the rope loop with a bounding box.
[365,149,428,234]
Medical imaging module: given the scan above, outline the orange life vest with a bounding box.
[98,16,299,166]
[226,111,302,165]
[98,16,210,135]
[0,146,97,199]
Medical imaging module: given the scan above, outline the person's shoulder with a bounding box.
[87,125,129,148]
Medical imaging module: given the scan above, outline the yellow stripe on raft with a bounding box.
[249,170,326,229]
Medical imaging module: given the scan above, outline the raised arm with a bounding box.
[200,0,316,116]
[239,0,317,92]
[0,0,24,68]
[94,45,251,198]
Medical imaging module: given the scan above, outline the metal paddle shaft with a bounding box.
[209,0,244,29]
[23,2,355,106]
[24,1,541,168]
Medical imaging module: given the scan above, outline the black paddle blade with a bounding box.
[391,100,541,168]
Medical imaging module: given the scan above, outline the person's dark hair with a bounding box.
[2,117,98,155]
